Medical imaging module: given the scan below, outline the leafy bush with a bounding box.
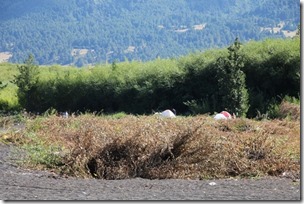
[242,38,300,117]
[0,38,300,118]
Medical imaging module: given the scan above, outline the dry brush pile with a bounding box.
[2,113,300,180]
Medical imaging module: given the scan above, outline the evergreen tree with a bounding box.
[215,38,249,117]
[12,54,40,111]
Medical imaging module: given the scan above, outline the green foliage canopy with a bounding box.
[0,38,300,118]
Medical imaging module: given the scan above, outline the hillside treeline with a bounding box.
[0,0,299,66]
[0,38,300,118]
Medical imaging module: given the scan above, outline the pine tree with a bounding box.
[12,54,40,111]
[215,38,249,117]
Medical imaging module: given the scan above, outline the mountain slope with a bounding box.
[0,0,300,66]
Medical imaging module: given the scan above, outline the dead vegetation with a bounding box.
[277,100,300,120]
[2,112,299,180]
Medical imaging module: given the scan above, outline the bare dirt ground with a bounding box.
[0,143,301,201]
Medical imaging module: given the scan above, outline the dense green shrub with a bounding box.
[0,38,300,118]
[242,38,300,117]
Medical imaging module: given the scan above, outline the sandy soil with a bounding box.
[0,143,301,201]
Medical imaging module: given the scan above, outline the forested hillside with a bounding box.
[0,0,300,66]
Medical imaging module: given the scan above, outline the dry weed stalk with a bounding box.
[8,114,300,180]
[278,100,300,120]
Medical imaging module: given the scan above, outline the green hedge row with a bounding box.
[2,38,300,117]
